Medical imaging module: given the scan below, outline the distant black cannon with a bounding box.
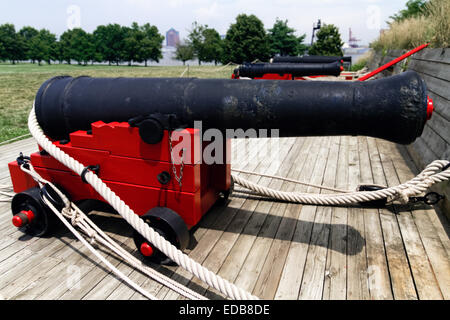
[271,55,352,64]
[36,71,430,145]
[233,61,343,79]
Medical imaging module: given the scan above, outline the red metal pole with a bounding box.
[358,43,429,81]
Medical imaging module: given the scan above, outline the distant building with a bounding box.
[166,28,180,47]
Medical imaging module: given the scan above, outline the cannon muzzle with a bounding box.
[234,61,342,78]
[35,71,430,144]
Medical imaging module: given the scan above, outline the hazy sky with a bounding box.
[0,0,409,45]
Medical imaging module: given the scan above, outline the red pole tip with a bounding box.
[12,215,23,227]
[426,96,434,120]
[340,66,344,71]
[12,210,35,228]
[140,242,154,257]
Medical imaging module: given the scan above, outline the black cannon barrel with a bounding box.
[272,55,352,64]
[235,61,342,78]
[35,71,428,145]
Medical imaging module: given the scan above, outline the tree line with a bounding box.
[0,14,344,66]
[0,22,164,66]
[176,15,311,65]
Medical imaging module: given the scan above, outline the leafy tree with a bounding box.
[121,22,164,66]
[187,22,206,65]
[0,42,4,62]
[389,0,428,23]
[139,23,164,66]
[122,24,139,66]
[222,14,270,64]
[268,19,307,56]
[59,29,75,64]
[53,40,65,64]
[174,42,194,65]
[60,28,93,65]
[0,24,26,64]
[19,26,39,62]
[93,24,125,66]
[187,22,223,65]
[72,29,94,65]
[200,28,223,65]
[308,24,344,56]
[29,29,57,65]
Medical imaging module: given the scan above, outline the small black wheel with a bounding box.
[11,186,64,237]
[133,207,189,265]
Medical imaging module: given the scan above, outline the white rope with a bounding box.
[19,164,206,300]
[231,168,352,193]
[232,160,450,206]
[27,104,258,300]
[0,184,14,202]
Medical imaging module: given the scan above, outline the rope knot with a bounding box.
[63,207,83,226]
[396,189,412,204]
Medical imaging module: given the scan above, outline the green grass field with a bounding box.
[0,63,233,144]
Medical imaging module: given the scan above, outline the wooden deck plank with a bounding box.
[345,137,370,300]
[358,137,393,300]
[0,138,37,180]
[273,137,335,299]
[0,238,68,298]
[240,137,326,299]
[1,135,449,300]
[248,137,316,299]
[367,137,418,300]
[35,217,137,299]
[323,136,350,300]
[58,235,136,300]
[298,136,340,300]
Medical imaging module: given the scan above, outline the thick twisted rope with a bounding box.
[232,160,449,206]
[27,104,257,300]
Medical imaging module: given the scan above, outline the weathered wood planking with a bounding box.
[370,47,450,218]
[346,137,370,300]
[0,138,37,181]
[0,134,449,299]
